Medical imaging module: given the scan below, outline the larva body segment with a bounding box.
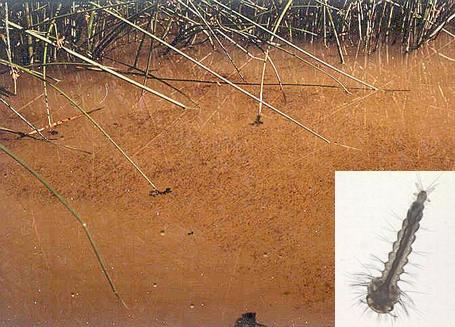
[366,190,428,315]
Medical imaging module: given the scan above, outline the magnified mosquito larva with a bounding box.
[359,181,436,318]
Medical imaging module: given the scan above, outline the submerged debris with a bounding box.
[234,312,268,327]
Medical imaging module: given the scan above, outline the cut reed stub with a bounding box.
[361,183,436,317]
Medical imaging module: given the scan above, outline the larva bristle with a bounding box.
[370,254,386,264]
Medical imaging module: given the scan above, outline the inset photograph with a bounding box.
[336,171,455,327]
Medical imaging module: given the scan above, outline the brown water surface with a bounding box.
[1,37,454,327]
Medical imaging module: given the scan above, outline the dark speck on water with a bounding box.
[150,187,172,197]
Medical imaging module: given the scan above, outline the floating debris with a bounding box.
[150,187,172,197]
[250,115,264,127]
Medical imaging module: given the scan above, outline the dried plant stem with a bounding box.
[212,0,378,90]
[0,142,127,309]
[0,97,47,140]
[94,2,330,143]
[6,20,188,110]
[258,0,293,122]
[1,59,161,191]
[42,4,63,128]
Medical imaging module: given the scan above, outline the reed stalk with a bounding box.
[0,142,126,308]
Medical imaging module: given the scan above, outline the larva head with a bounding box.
[366,278,400,314]
[415,190,427,204]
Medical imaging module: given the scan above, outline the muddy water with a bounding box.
[1,36,454,327]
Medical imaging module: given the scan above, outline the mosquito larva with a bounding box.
[364,186,433,316]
